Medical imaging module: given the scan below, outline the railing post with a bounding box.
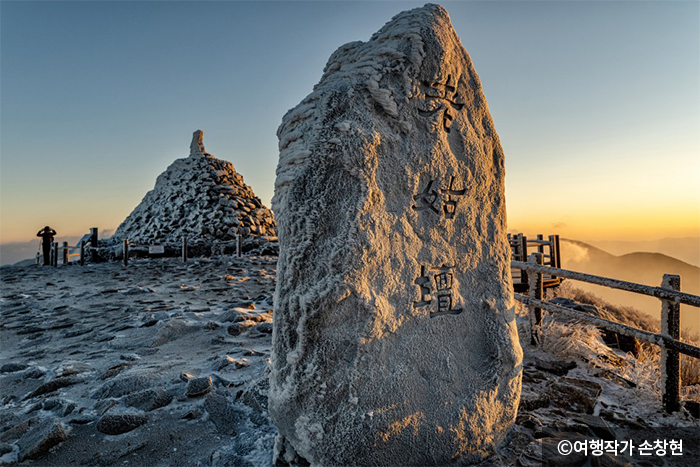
[80,241,85,266]
[236,234,242,258]
[547,235,556,267]
[520,235,529,288]
[62,242,68,265]
[51,242,58,267]
[661,274,681,413]
[182,236,188,262]
[528,253,544,346]
[123,238,129,267]
[554,235,561,268]
[537,234,544,255]
[90,228,98,248]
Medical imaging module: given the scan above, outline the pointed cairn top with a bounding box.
[190,129,208,157]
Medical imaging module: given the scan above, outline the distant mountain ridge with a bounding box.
[559,238,699,335]
[564,238,699,273]
[587,237,699,267]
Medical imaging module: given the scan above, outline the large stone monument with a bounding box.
[269,4,522,465]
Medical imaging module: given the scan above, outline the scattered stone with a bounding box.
[0,418,39,443]
[186,376,213,397]
[572,414,615,441]
[96,413,148,435]
[519,390,551,412]
[204,392,240,435]
[99,362,135,380]
[227,321,255,336]
[533,357,576,376]
[0,443,12,456]
[547,377,602,414]
[22,368,46,379]
[17,417,68,462]
[150,319,199,347]
[23,376,81,400]
[123,389,173,412]
[181,408,201,420]
[92,372,160,399]
[68,416,96,425]
[252,322,272,335]
[217,355,249,371]
[270,5,521,465]
[0,363,28,373]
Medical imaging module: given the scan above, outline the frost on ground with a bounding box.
[0,259,699,466]
[0,257,278,467]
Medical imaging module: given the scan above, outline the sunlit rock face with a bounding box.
[113,130,276,244]
[269,4,522,465]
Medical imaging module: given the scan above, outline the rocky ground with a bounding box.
[1,257,698,466]
[1,256,277,466]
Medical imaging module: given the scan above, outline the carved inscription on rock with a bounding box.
[417,74,465,132]
[414,264,463,317]
[412,176,466,219]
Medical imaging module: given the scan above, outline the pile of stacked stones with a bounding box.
[112,130,276,248]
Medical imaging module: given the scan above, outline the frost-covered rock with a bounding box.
[269,4,521,466]
[113,130,276,244]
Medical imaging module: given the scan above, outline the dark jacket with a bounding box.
[37,228,56,243]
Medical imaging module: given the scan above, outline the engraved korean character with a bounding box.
[431,265,462,316]
[413,265,433,308]
[440,176,466,219]
[412,179,441,215]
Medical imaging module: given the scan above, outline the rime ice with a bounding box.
[269,4,522,465]
[113,130,276,244]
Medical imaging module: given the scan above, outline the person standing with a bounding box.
[36,226,56,266]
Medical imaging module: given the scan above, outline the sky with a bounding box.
[1,0,699,246]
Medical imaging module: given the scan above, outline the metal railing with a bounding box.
[120,233,244,267]
[512,253,700,414]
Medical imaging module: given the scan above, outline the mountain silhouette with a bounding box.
[559,239,699,336]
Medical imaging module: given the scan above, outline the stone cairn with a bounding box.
[111,130,276,252]
[269,4,522,466]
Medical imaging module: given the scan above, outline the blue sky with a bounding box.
[1,0,699,243]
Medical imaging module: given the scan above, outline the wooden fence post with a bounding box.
[182,236,188,262]
[520,235,529,288]
[661,274,681,413]
[51,242,58,267]
[123,239,129,267]
[236,234,242,258]
[528,253,544,346]
[547,235,556,267]
[554,235,561,268]
[61,242,68,265]
[80,241,86,266]
[90,228,98,248]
